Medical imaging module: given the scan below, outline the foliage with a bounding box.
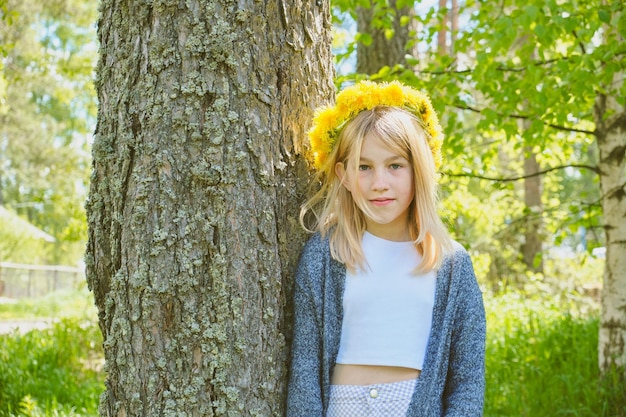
[0,0,97,265]
[479,253,621,415]
[0,318,103,417]
[331,0,623,284]
[0,289,102,416]
[484,293,624,416]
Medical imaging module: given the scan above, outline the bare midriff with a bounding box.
[331,364,421,385]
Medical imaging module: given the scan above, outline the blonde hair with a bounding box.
[301,106,452,273]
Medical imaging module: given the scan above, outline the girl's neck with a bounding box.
[365,229,412,243]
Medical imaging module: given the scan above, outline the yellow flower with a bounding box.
[307,80,443,171]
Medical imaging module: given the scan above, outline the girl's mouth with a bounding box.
[370,198,393,206]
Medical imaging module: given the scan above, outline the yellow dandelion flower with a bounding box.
[307,80,443,171]
[385,83,404,105]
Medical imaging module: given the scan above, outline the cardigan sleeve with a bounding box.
[443,249,486,416]
[286,238,325,417]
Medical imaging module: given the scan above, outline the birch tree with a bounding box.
[595,50,626,373]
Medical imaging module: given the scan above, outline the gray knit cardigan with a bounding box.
[286,232,486,417]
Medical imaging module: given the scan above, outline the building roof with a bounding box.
[0,205,56,243]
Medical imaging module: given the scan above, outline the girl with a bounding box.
[287,81,486,417]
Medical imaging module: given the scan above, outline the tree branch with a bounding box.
[414,55,573,75]
[444,164,600,182]
[456,104,596,135]
[607,110,626,133]
[414,49,626,76]
[572,30,587,55]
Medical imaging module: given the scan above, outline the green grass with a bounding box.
[0,288,103,416]
[0,283,624,416]
[0,288,97,321]
[0,318,104,416]
[484,291,625,417]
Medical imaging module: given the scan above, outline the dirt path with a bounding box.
[0,319,52,335]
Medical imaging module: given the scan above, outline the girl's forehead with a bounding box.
[361,133,386,150]
[359,133,405,157]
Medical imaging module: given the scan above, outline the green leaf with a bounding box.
[404,54,419,66]
[525,5,539,21]
[534,24,547,40]
[355,32,373,46]
[598,9,610,24]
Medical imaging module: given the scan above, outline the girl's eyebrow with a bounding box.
[359,155,406,163]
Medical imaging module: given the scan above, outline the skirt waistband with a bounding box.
[329,378,417,402]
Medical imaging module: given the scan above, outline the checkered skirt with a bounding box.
[326,378,417,417]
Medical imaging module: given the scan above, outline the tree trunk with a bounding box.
[85,1,334,415]
[437,0,447,55]
[449,0,457,54]
[595,70,626,373]
[522,145,543,273]
[356,0,416,74]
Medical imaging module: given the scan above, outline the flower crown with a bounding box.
[307,80,443,171]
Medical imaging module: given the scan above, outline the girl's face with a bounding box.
[337,134,415,242]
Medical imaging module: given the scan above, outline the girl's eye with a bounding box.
[390,163,402,170]
[358,165,370,171]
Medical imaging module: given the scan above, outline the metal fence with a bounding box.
[0,262,85,298]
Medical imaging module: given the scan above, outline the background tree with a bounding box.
[355,0,417,74]
[0,0,14,119]
[0,0,96,264]
[85,0,334,415]
[594,24,625,373]
[437,0,458,56]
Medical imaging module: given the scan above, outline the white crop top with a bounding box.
[336,232,436,370]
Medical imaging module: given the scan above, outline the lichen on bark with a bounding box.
[87,0,334,415]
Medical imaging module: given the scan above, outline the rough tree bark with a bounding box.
[356,0,416,74]
[85,0,334,415]
[595,68,626,373]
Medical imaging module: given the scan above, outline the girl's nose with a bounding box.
[371,169,390,191]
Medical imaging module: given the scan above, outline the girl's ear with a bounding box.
[335,162,352,192]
